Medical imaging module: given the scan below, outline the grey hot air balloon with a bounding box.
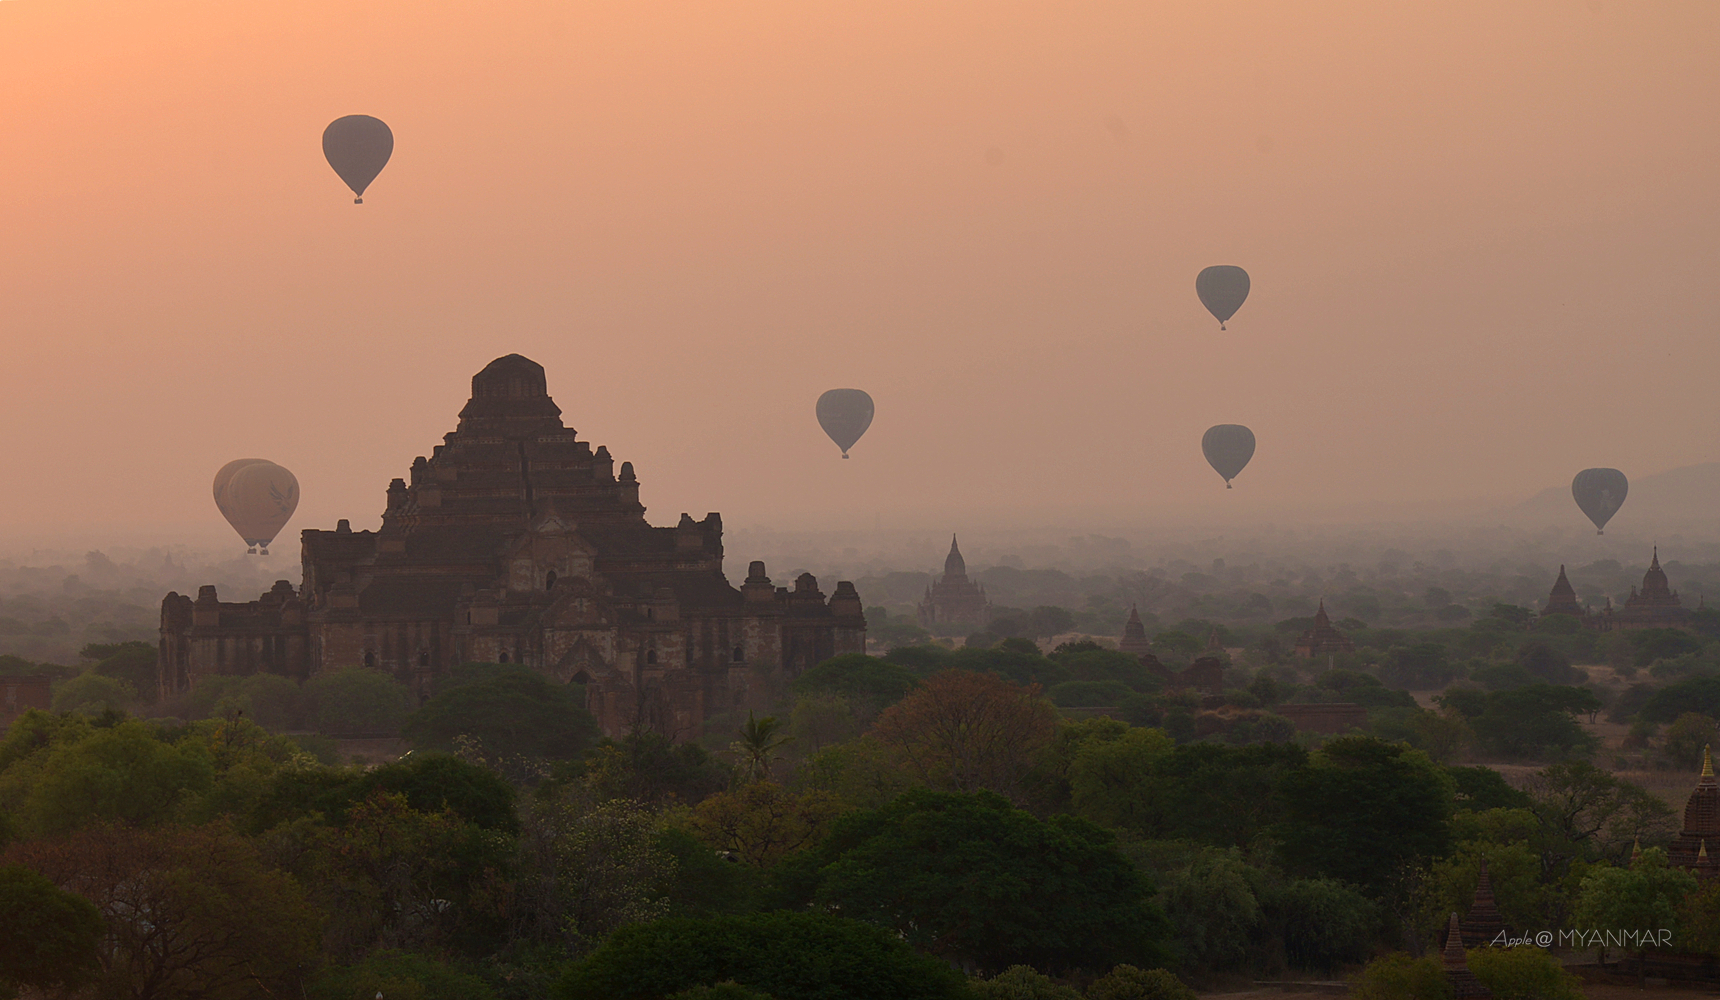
[816,389,874,459]
[1196,265,1250,329]
[1571,468,1629,535]
[215,460,300,554]
[323,115,394,204]
[1202,424,1256,488]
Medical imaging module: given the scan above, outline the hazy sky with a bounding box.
[1,0,1715,545]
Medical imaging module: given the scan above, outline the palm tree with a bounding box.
[731,711,792,784]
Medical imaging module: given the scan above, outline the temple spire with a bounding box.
[1705,743,1714,779]
[944,534,967,579]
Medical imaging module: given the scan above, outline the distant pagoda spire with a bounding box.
[1443,912,1492,997]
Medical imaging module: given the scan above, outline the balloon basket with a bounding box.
[246,547,257,554]
[354,197,363,204]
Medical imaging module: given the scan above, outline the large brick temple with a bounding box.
[160,355,867,738]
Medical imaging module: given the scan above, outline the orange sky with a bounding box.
[0,0,1715,545]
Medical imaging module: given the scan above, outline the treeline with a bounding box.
[7,638,1720,999]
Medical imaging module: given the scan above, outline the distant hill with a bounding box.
[1508,462,1720,530]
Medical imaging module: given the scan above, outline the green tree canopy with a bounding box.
[303,667,413,735]
[777,788,1171,973]
[555,911,970,1000]
[1277,735,1454,892]
[791,654,919,711]
[402,670,598,761]
[0,863,102,996]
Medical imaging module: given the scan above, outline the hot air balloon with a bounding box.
[215,461,299,554]
[1572,468,1628,535]
[816,389,874,459]
[323,115,394,204]
[1202,424,1255,488]
[1196,265,1250,329]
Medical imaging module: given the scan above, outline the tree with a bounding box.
[554,911,970,1000]
[82,640,159,704]
[1468,685,1600,759]
[1277,736,1454,893]
[1661,712,1717,769]
[1066,726,1177,832]
[1137,741,1308,847]
[1055,648,1157,691]
[1574,848,1697,974]
[730,713,792,784]
[21,719,214,837]
[295,790,511,959]
[308,950,500,1000]
[1524,761,1675,874]
[3,824,320,1000]
[1269,878,1378,974]
[867,669,1058,805]
[577,729,730,805]
[403,671,599,762]
[1380,643,1458,689]
[303,667,414,734]
[1049,679,1134,707]
[49,671,136,715]
[1642,674,1720,723]
[688,782,843,868]
[1028,606,1077,641]
[782,789,1171,973]
[1351,953,1452,1000]
[1155,850,1260,970]
[1629,628,1704,667]
[1446,765,1531,812]
[791,654,919,713]
[0,863,102,996]
[1087,966,1197,1000]
[1466,946,1584,1000]
[533,793,678,954]
[971,966,1081,1000]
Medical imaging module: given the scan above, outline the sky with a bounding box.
[0,0,1716,548]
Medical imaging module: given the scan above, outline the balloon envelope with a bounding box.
[323,115,394,203]
[1202,424,1256,487]
[213,458,267,522]
[1196,265,1250,328]
[1571,468,1628,534]
[816,389,874,458]
[219,461,300,552]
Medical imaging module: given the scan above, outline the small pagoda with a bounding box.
[1667,745,1720,879]
[1119,605,1154,656]
[1294,601,1355,659]
[1442,912,1492,999]
[1538,565,1588,623]
[1457,858,1506,948]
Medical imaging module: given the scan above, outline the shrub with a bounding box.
[970,965,1081,1000]
[1351,953,1452,1000]
[1087,965,1197,1000]
[1466,946,1583,1000]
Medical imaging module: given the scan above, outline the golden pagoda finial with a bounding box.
[1631,838,1643,865]
[1705,743,1714,779]
[1703,840,1710,861]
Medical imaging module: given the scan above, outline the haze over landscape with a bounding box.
[1,0,1716,544]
